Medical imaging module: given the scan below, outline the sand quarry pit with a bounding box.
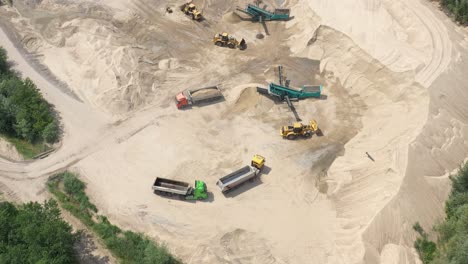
[1,0,468,263]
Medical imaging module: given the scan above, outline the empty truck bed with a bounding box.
[217,166,258,192]
[153,178,190,195]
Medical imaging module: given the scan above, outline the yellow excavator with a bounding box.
[213,32,247,50]
[180,2,202,21]
[280,120,320,139]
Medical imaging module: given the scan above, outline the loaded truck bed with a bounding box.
[302,85,322,93]
[152,177,191,196]
[187,86,222,103]
[274,9,290,15]
[216,166,259,193]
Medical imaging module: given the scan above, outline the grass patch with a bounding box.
[1,135,50,159]
[48,172,180,264]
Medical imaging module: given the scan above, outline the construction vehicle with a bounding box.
[216,155,265,193]
[236,3,290,21]
[257,66,323,121]
[213,33,247,50]
[180,2,202,21]
[175,86,223,109]
[280,120,320,139]
[257,66,322,100]
[152,177,208,200]
[258,83,322,101]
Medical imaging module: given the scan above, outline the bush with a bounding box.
[441,0,468,24]
[49,172,180,264]
[0,47,9,75]
[413,222,436,263]
[414,162,468,264]
[0,200,77,263]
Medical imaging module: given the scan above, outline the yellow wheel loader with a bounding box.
[180,2,202,21]
[213,32,247,50]
[280,120,320,140]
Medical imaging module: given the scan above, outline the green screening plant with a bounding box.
[0,200,77,264]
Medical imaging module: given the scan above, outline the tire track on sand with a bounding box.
[403,0,451,87]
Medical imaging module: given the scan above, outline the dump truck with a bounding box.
[175,86,223,109]
[216,155,265,193]
[152,177,208,200]
[213,33,246,50]
[180,2,202,20]
[280,120,320,139]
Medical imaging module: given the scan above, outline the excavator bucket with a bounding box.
[239,38,247,50]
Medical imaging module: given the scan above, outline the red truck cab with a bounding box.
[175,91,189,109]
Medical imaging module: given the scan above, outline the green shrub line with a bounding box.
[414,162,468,264]
[48,172,180,264]
[0,46,60,158]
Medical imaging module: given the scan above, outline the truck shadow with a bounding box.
[261,165,272,175]
[222,166,272,198]
[154,191,215,203]
[222,177,263,198]
[180,97,226,110]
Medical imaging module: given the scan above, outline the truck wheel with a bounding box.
[215,41,223,47]
[287,134,296,140]
[228,43,235,49]
[191,14,195,20]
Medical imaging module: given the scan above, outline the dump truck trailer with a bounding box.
[216,155,265,193]
[152,177,208,200]
[216,166,259,193]
[175,86,223,109]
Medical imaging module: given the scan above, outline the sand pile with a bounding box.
[3,0,205,114]
[189,229,283,264]
[299,0,451,87]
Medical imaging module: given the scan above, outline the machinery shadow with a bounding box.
[319,94,328,100]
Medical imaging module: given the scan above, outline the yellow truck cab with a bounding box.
[251,154,265,170]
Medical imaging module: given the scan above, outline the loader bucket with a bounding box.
[239,38,247,50]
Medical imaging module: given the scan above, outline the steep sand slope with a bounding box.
[288,0,468,263]
[305,0,452,87]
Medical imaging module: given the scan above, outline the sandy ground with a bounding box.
[0,138,22,161]
[0,0,468,263]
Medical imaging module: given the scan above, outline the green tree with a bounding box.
[42,120,59,143]
[0,200,77,264]
[0,47,8,75]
